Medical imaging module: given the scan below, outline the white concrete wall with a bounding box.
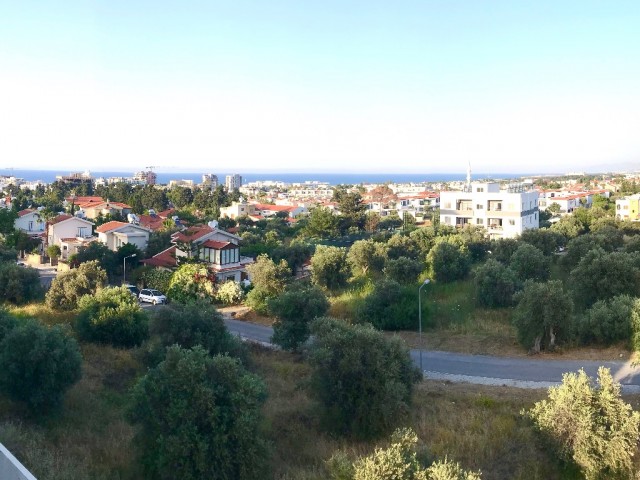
[15,213,45,234]
[0,443,37,480]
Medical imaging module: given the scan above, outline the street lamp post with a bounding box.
[418,279,431,373]
[123,254,137,283]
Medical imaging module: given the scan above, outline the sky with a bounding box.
[1,1,639,174]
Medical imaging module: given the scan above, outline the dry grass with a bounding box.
[250,346,573,480]
[8,303,76,328]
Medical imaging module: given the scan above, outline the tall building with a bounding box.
[225,174,242,191]
[202,174,219,190]
[439,182,539,239]
[133,170,157,185]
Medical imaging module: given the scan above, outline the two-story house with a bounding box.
[95,221,152,252]
[15,209,46,237]
[143,223,253,282]
[47,214,96,260]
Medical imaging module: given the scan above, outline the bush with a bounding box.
[0,319,82,414]
[0,308,18,342]
[269,283,329,351]
[0,262,42,304]
[427,240,471,283]
[245,255,290,313]
[307,318,420,439]
[577,295,637,345]
[356,278,422,330]
[474,259,518,308]
[569,249,640,310]
[519,229,565,256]
[384,257,424,284]
[509,243,549,282]
[386,234,421,261]
[215,280,245,305]
[75,286,149,347]
[45,260,107,310]
[128,346,268,480]
[311,245,350,290]
[526,367,640,480]
[167,263,216,304]
[347,239,387,277]
[139,267,173,293]
[562,234,609,269]
[327,428,482,480]
[145,302,245,366]
[245,287,272,315]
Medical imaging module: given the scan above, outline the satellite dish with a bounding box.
[208,220,219,229]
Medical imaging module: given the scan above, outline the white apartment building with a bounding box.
[225,174,242,191]
[439,182,539,239]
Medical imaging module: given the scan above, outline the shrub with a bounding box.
[356,278,421,330]
[307,318,420,439]
[139,267,173,293]
[519,229,565,256]
[526,368,640,480]
[145,302,245,366]
[512,280,573,353]
[167,263,216,304]
[509,243,549,282]
[129,347,267,480]
[489,238,520,264]
[0,308,18,342]
[427,240,471,283]
[327,428,482,480]
[569,249,640,310]
[215,280,245,305]
[0,262,42,304]
[347,239,387,277]
[0,319,82,414]
[45,260,107,310]
[474,259,518,308]
[75,286,149,347]
[269,283,329,351]
[245,255,290,313]
[577,295,636,345]
[386,234,421,261]
[384,257,424,284]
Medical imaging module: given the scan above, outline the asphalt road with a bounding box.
[224,318,640,391]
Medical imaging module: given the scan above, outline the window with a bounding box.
[509,219,515,226]
[476,187,484,192]
[77,227,87,237]
[444,216,451,224]
[476,204,483,209]
[28,221,33,231]
[476,218,483,225]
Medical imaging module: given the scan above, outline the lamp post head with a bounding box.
[423,279,430,285]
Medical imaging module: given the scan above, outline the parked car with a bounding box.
[124,284,140,298]
[138,288,167,305]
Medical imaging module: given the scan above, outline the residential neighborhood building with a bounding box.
[201,174,219,190]
[14,209,46,237]
[95,221,152,252]
[616,194,640,221]
[65,196,132,220]
[439,182,539,239]
[143,223,253,282]
[47,215,95,260]
[219,201,257,219]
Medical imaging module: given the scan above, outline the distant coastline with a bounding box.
[0,169,530,186]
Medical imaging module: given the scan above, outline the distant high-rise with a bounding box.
[225,174,242,191]
[202,174,219,189]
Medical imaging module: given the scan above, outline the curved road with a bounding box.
[224,318,640,392]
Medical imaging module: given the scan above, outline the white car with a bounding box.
[138,289,167,305]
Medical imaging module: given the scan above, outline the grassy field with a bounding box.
[5,336,635,480]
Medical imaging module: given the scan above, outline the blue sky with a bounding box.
[1,1,639,174]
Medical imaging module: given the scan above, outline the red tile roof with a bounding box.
[137,214,166,231]
[142,246,178,268]
[50,214,73,224]
[171,226,214,243]
[95,221,129,233]
[253,203,297,212]
[157,208,175,218]
[18,209,35,217]
[201,240,232,249]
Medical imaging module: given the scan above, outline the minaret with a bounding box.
[466,160,472,191]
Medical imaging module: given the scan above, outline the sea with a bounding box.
[1,169,528,186]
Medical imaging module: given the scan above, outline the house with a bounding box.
[219,201,256,219]
[66,196,132,220]
[616,194,640,221]
[439,182,539,239]
[15,209,46,236]
[95,221,152,252]
[143,223,253,283]
[47,215,95,260]
[252,203,307,218]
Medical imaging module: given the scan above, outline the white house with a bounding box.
[47,214,95,259]
[15,209,46,236]
[95,221,152,252]
[439,182,539,239]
